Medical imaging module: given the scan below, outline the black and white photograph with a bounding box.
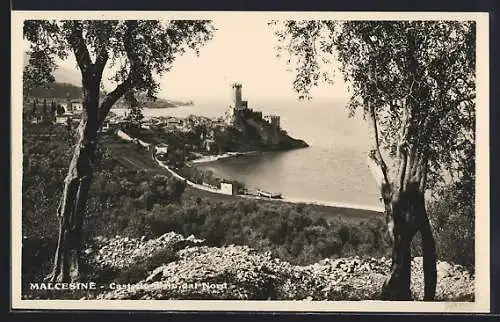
[11,11,490,312]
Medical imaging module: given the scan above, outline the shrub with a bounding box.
[142,196,390,265]
[427,185,475,271]
[23,122,394,287]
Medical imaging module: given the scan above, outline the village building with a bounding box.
[55,115,69,125]
[155,143,169,155]
[203,138,218,153]
[70,99,83,112]
[100,120,111,133]
[220,181,238,195]
[28,110,51,124]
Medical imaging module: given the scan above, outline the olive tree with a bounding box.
[23,20,215,282]
[123,89,144,131]
[271,20,475,300]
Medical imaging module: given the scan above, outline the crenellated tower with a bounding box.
[232,83,243,110]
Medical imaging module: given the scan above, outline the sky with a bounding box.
[53,17,350,103]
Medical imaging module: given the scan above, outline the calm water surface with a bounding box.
[113,98,381,208]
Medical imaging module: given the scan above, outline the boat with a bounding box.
[256,189,282,199]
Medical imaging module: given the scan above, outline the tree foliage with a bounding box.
[23,19,215,282]
[271,20,475,189]
[24,20,215,115]
[123,89,144,129]
[271,20,476,300]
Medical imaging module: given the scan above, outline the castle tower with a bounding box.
[232,83,242,110]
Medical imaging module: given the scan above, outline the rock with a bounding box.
[333,259,345,268]
[146,266,165,283]
[437,261,453,277]
[83,232,474,302]
[186,235,205,243]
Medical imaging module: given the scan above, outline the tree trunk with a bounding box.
[421,212,437,300]
[47,82,99,283]
[381,181,437,301]
[381,191,417,300]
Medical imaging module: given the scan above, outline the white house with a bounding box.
[220,182,236,195]
[70,100,83,112]
[166,117,181,126]
[30,114,44,124]
[155,144,169,155]
[204,139,217,153]
[55,115,68,125]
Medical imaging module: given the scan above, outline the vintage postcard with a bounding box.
[11,11,490,312]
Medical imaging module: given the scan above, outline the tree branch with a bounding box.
[397,142,408,192]
[97,21,139,128]
[367,102,391,188]
[66,21,92,74]
[418,155,429,191]
[94,48,109,77]
[97,77,132,128]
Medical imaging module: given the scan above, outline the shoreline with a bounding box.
[190,151,260,164]
[157,150,384,214]
[239,194,384,213]
[115,130,383,215]
[187,149,382,212]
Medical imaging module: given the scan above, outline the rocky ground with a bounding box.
[80,232,474,301]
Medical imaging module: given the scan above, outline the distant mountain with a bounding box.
[143,98,194,109]
[53,66,82,86]
[23,52,81,86]
[23,52,193,107]
[26,82,83,100]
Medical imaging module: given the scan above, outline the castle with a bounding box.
[224,83,280,130]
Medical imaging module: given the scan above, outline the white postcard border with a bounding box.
[10,10,490,312]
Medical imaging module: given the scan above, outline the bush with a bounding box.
[142,197,390,265]
[23,122,392,287]
[22,124,188,282]
[427,184,475,271]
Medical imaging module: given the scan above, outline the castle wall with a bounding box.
[227,83,280,128]
[264,115,281,129]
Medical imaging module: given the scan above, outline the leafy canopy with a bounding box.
[271,20,475,189]
[23,20,215,101]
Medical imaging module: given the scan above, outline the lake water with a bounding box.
[113,98,382,208]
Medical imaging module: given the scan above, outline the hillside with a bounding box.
[22,122,475,301]
[23,52,193,107]
[25,82,83,100]
[244,117,308,150]
[25,81,191,109]
[23,231,474,301]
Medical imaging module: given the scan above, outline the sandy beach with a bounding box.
[190,151,260,164]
